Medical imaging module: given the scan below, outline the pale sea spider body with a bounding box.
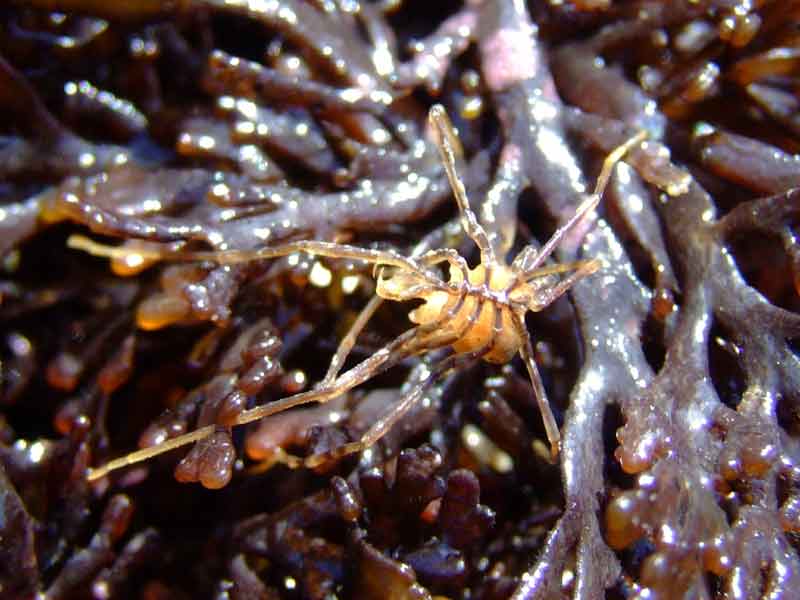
[71,105,645,485]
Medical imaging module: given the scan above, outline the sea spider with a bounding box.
[72,105,645,483]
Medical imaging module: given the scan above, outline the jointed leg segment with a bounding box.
[279,349,484,469]
[322,294,384,386]
[512,129,648,274]
[528,259,601,309]
[87,326,422,481]
[68,235,441,288]
[513,312,561,458]
[429,104,497,266]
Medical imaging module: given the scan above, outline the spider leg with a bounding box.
[592,130,649,200]
[282,344,490,469]
[277,279,490,469]
[68,235,429,279]
[428,105,496,265]
[510,244,537,273]
[322,247,470,399]
[513,193,602,273]
[420,247,467,269]
[321,294,384,386]
[512,312,561,459]
[528,258,601,311]
[505,258,602,297]
[524,259,601,281]
[512,130,647,273]
[87,325,441,482]
[86,424,217,481]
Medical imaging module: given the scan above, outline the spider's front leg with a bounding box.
[428,104,497,265]
[527,258,602,310]
[68,235,425,274]
[321,294,384,387]
[512,129,648,273]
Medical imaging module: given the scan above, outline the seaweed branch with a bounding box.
[1,0,799,598]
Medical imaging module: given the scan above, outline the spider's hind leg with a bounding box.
[321,295,384,387]
[276,349,483,470]
[428,105,497,265]
[87,326,425,483]
[512,312,561,459]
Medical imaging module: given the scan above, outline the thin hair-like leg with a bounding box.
[282,347,488,469]
[68,235,437,284]
[511,191,602,274]
[420,247,468,268]
[592,130,648,199]
[527,258,601,310]
[512,312,560,459]
[86,325,443,482]
[322,294,384,386]
[322,246,474,391]
[428,104,496,265]
[512,130,648,273]
[504,258,601,301]
[523,259,601,280]
[86,424,220,482]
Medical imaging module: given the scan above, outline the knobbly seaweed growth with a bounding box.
[1,1,799,599]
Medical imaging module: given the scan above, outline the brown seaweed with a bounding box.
[1,0,800,599]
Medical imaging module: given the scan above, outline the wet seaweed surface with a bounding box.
[1,1,800,598]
